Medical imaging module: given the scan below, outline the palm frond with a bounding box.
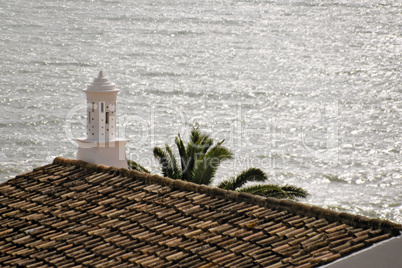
[191,144,233,185]
[153,146,180,180]
[175,133,195,181]
[278,185,309,199]
[218,168,267,191]
[175,134,187,169]
[237,184,308,200]
[181,144,197,181]
[207,143,233,160]
[127,160,150,173]
[191,157,219,186]
[182,128,207,181]
[200,138,214,155]
[237,184,287,198]
[165,144,182,180]
[187,127,214,155]
[189,127,201,145]
[217,180,233,190]
[153,146,169,176]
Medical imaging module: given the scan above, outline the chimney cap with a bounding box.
[85,71,119,92]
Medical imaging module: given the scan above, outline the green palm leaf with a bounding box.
[153,146,181,180]
[218,167,267,191]
[165,144,182,180]
[127,160,150,173]
[180,127,215,181]
[188,127,213,155]
[191,144,233,185]
[278,185,309,199]
[175,134,187,169]
[175,133,195,181]
[189,127,201,144]
[153,146,169,176]
[238,184,308,200]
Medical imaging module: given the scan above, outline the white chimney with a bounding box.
[75,71,129,168]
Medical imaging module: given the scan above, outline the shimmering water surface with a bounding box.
[1,0,401,223]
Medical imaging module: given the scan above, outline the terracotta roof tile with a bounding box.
[0,157,401,267]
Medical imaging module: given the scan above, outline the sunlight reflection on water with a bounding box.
[1,0,401,223]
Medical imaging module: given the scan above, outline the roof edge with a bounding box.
[52,157,402,235]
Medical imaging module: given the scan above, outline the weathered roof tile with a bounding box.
[0,157,400,267]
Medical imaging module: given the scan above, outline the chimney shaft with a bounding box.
[75,72,129,168]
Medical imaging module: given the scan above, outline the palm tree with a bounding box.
[152,127,308,200]
[153,127,233,185]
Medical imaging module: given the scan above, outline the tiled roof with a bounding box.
[0,157,400,268]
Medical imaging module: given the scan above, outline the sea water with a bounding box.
[0,0,401,223]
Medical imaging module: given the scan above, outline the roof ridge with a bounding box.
[52,157,401,235]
